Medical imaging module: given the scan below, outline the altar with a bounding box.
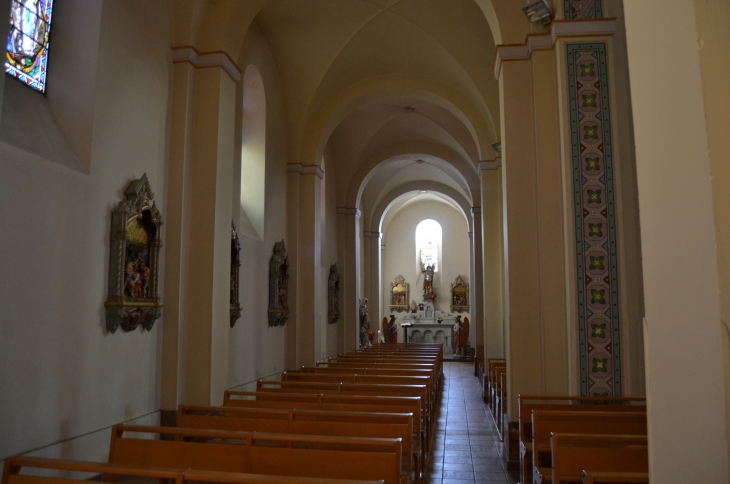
[402,301,456,354]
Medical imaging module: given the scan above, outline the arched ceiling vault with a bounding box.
[177,0,526,224]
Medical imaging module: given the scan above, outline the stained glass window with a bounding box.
[5,0,54,93]
[416,219,441,273]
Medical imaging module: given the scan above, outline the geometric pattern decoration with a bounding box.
[567,43,621,397]
[564,0,602,20]
[5,0,55,93]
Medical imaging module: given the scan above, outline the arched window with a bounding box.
[240,64,266,240]
[5,0,55,93]
[416,219,442,273]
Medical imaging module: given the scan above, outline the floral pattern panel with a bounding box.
[567,43,621,397]
[564,0,602,20]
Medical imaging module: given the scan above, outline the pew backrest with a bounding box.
[551,434,648,483]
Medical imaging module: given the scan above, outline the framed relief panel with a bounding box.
[267,240,289,326]
[450,275,469,313]
[389,275,409,313]
[105,174,163,333]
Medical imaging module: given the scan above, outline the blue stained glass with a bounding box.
[5,0,54,93]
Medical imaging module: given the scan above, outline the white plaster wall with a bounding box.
[228,23,288,388]
[0,0,172,461]
[624,0,729,480]
[381,200,470,344]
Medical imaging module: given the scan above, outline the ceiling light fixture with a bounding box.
[491,142,502,153]
[522,0,552,25]
[420,190,427,193]
[415,159,425,164]
[404,106,415,113]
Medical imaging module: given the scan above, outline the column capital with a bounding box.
[287,163,324,180]
[493,18,616,78]
[337,207,361,218]
[471,207,482,216]
[467,231,473,238]
[478,159,502,171]
[364,231,382,239]
[172,46,241,83]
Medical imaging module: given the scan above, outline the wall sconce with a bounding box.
[491,142,502,153]
[522,0,553,25]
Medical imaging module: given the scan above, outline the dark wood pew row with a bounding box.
[485,358,505,407]
[475,345,484,382]
[550,434,648,484]
[307,364,439,393]
[223,391,428,465]
[281,372,435,413]
[108,425,403,484]
[2,456,385,484]
[177,405,419,484]
[531,412,647,484]
[255,380,433,432]
[492,365,507,439]
[582,471,649,484]
[517,396,646,484]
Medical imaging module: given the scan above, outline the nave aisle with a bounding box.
[426,363,516,484]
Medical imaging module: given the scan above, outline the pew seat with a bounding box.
[550,434,648,484]
[582,471,649,484]
[2,456,385,484]
[108,425,403,484]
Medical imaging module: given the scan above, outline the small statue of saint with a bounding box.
[423,264,436,300]
[386,314,398,344]
[410,300,417,313]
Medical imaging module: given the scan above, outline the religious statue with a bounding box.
[359,298,371,347]
[453,315,470,357]
[410,300,417,313]
[422,264,436,300]
[385,314,398,344]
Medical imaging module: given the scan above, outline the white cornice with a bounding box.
[287,163,325,180]
[364,231,382,239]
[337,207,361,218]
[494,19,617,78]
[172,46,242,83]
[471,207,481,216]
[478,159,502,171]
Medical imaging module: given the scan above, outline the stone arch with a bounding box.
[300,74,498,168]
[344,141,480,210]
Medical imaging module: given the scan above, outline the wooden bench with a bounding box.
[255,380,432,432]
[530,412,647,484]
[108,425,403,484]
[223,391,428,464]
[550,434,648,484]
[281,372,434,413]
[177,405,418,484]
[2,456,385,484]
[485,358,505,406]
[491,365,507,437]
[304,365,438,393]
[582,471,649,484]
[517,396,646,484]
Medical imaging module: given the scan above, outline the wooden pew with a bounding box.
[177,406,418,484]
[550,434,648,484]
[281,372,434,412]
[517,396,646,484]
[2,456,385,484]
[223,391,428,465]
[255,380,432,431]
[304,365,438,393]
[530,412,647,484]
[485,358,505,407]
[108,425,403,484]
[582,471,649,484]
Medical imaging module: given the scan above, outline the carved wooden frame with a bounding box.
[450,275,469,313]
[105,174,163,333]
[267,240,289,327]
[328,264,340,324]
[389,274,409,313]
[230,223,242,327]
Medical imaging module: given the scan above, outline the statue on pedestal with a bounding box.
[385,314,398,344]
[422,264,436,300]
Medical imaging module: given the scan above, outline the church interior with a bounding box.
[1,0,729,482]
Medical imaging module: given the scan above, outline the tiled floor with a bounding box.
[425,361,518,484]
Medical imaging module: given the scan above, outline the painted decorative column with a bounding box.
[566,44,621,397]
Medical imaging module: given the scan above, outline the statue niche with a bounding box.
[267,240,289,327]
[105,174,163,333]
[328,264,340,324]
[450,275,469,313]
[389,275,409,313]
[230,223,242,328]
